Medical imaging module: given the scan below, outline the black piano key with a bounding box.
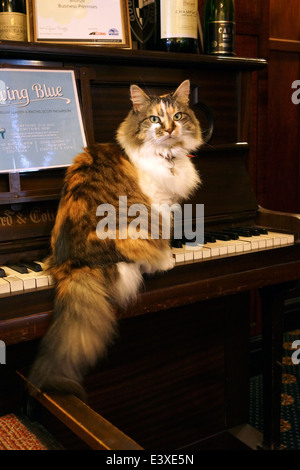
[226,228,252,237]
[225,226,268,237]
[6,264,28,274]
[22,261,43,272]
[204,233,216,243]
[206,231,231,241]
[219,230,240,240]
[256,227,269,234]
[183,235,196,244]
[240,227,261,236]
[0,268,6,277]
[232,226,262,236]
[171,239,183,248]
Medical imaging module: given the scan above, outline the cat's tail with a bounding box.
[28,262,120,401]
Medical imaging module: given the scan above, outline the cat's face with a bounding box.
[117,80,203,155]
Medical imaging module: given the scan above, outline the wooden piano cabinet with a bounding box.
[17,293,255,450]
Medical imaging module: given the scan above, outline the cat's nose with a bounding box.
[166,128,173,135]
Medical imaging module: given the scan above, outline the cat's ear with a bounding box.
[130,84,150,111]
[173,80,190,104]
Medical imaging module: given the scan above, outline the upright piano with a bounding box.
[0,42,300,451]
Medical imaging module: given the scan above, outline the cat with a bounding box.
[28,79,203,400]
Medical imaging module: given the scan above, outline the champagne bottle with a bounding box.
[203,0,235,56]
[129,0,159,50]
[159,0,198,53]
[0,0,27,41]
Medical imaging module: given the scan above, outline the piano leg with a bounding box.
[259,282,298,450]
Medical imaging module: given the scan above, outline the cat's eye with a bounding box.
[173,112,182,121]
[149,115,161,124]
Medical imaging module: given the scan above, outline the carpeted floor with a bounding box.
[249,329,300,450]
[0,414,48,450]
[0,413,63,450]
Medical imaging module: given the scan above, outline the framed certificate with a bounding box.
[0,68,87,173]
[27,0,132,48]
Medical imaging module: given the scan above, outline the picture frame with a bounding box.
[26,0,132,48]
[0,68,87,172]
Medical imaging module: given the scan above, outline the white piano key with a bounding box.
[172,244,208,262]
[0,260,57,291]
[171,229,296,265]
[208,239,240,255]
[3,275,23,292]
[266,232,287,245]
[182,249,195,262]
[172,248,185,263]
[268,231,294,245]
[257,238,267,248]
[237,237,260,250]
[184,243,212,257]
[193,248,204,260]
[27,268,49,288]
[0,278,10,294]
[202,247,212,258]
[2,266,36,290]
[202,243,220,257]
[286,234,295,244]
[237,240,251,251]
[214,239,236,254]
[184,244,205,260]
[255,234,273,247]
[37,261,55,285]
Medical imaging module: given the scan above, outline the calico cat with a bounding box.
[28,80,203,400]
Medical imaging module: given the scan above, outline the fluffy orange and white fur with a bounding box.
[28,80,203,399]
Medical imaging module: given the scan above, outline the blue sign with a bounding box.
[0,68,87,172]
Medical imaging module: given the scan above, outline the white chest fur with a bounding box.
[129,147,201,206]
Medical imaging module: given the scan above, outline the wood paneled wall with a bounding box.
[199,1,300,214]
[264,0,300,213]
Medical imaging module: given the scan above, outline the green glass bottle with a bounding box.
[159,0,198,53]
[129,0,160,50]
[0,0,27,41]
[203,0,235,56]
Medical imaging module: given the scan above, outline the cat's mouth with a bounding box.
[157,134,179,149]
[163,133,176,141]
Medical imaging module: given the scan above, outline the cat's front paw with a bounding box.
[159,251,176,272]
[139,261,158,275]
[139,251,175,275]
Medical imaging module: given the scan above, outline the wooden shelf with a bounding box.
[0,40,267,70]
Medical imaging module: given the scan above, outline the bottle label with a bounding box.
[129,0,157,46]
[0,12,27,41]
[160,0,198,39]
[206,21,235,54]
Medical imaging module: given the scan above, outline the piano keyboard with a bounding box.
[172,229,295,264]
[0,229,295,293]
[0,262,54,294]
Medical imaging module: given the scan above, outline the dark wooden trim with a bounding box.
[18,372,143,450]
[0,41,267,70]
[269,38,300,53]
